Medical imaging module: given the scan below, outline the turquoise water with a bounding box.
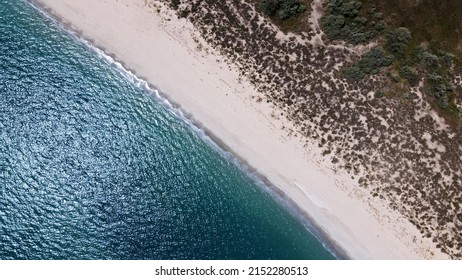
[0,0,335,260]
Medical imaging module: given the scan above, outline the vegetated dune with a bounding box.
[159,0,462,258]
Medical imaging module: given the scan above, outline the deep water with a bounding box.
[0,0,335,260]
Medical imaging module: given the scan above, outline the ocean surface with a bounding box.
[0,0,335,259]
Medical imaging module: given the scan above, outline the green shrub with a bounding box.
[409,46,425,65]
[375,90,385,98]
[427,72,443,86]
[374,22,385,32]
[339,1,362,17]
[373,12,384,20]
[353,16,367,26]
[321,0,385,45]
[342,66,365,81]
[279,0,306,20]
[326,0,346,14]
[438,95,449,109]
[357,47,394,74]
[421,51,439,69]
[424,73,454,109]
[171,0,180,9]
[349,31,368,44]
[342,48,393,81]
[385,27,412,55]
[438,51,456,67]
[260,0,280,16]
[259,0,306,20]
[320,14,347,40]
[399,65,419,86]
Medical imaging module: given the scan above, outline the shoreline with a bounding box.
[29,0,347,259]
[29,0,445,259]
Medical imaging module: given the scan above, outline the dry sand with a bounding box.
[32,0,445,259]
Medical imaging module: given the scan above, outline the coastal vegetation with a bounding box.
[254,0,311,32]
[259,0,306,20]
[320,0,385,44]
[249,0,461,125]
[319,0,461,127]
[342,47,393,81]
[162,0,462,258]
[358,0,462,60]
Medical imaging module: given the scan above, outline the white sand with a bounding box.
[34,0,445,259]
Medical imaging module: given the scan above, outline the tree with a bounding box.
[278,0,306,20]
[320,0,385,45]
[399,65,419,86]
[343,66,365,81]
[260,0,305,20]
[385,27,412,55]
[260,0,280,16]
[421,51,439,69]
[357,47,394,74]
[320,14,346,39]
[339,1,362,17]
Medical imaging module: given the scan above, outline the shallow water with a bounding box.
[0,0,335,260]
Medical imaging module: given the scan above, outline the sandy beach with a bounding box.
[32,0,446,259]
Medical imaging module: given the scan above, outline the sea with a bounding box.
[0,0,335,260]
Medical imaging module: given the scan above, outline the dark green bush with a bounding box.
[342,48,393,81]
[353,16,367,26]
[171,0,180,9]
[438,95,449,109]
[375,90,385,98]
[349,31,368,44]
[259,0,306,20]
[321,0,385,45]
[357,47,394,74]
[339,1,362,17]
[421,51,439,69]
[385,27,412,55]
[409,46,425,65]
[320,14,346,38]
[260,0,280,16]
[427,72,443,86]
[326,0,346,14]
[279,0,306,20]
[424,73,454,109]
[372,12,384,20]
[342,66,365,81]
[438,51,456,67]
[399,65,419,86]
[374,22,385,32]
